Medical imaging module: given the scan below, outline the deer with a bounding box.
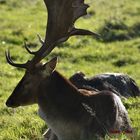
[5,0,132,139]
[69,71,140,98]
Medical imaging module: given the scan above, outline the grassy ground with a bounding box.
[0,0,140,139]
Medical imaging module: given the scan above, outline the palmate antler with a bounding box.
[6,0,99,69]
[44,0,98,44]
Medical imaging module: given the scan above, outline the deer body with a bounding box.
[24,68,133,139]
[38,71,131,140]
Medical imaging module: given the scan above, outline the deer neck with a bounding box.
[37,71,85,117]
[38,71,88,140]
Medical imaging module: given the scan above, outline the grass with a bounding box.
[0,0,140,139]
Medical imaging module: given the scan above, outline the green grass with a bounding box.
[0,0,140,139]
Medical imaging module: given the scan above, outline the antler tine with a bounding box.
[70,28,101,39]
[5,50,28,69]
[37,34,44,44]
[24,33,44,56]
[24,42,36,55]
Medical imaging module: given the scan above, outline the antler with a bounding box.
[44,0,99,43]
[40,0,99,57]
[6,0,99,69]
[5,50,30,69]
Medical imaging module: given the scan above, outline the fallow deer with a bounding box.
[69,71,140,97]
[5,0,132,139]
[5,55,132,139]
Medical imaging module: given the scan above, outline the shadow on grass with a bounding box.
[98,19,140,42]
[113,58,137,67]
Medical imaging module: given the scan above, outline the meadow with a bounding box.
[0,0,140,139]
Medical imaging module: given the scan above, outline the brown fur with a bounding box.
[37,71,131,139]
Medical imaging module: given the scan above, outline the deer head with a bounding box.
[6,0,98,107]
[6,56,58,107]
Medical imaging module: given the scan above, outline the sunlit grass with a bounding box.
[0,0,140,139]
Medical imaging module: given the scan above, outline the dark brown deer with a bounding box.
[5,0,132,139]
[69,71,140,98]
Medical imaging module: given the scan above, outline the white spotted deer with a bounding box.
[5,0,132,139]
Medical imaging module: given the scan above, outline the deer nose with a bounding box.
[6,99,19,108]
[6,99,15,107]
[6,99,12,107]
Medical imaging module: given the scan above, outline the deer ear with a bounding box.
[42,57,58,77]
[48,57,58,71]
